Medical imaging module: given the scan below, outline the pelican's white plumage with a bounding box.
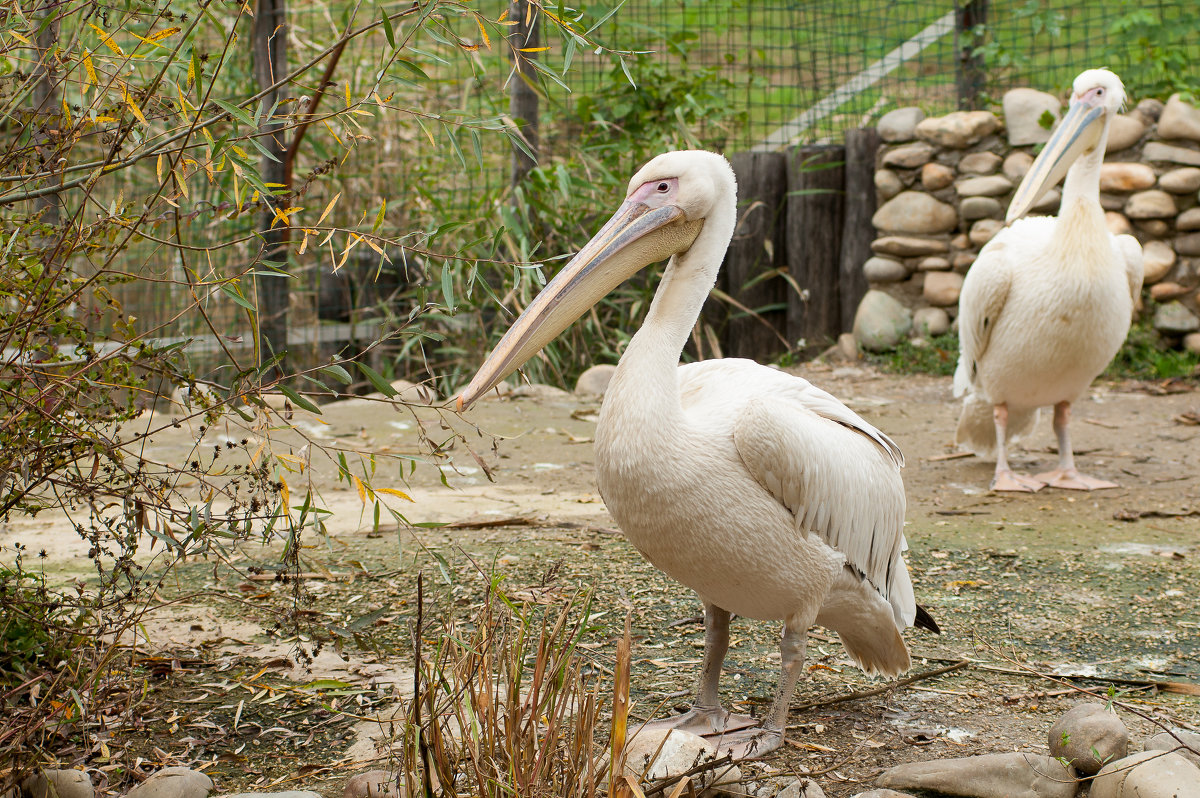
[954,69,1144,491]
[459,150,932,758]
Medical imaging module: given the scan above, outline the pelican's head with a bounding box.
[455,151,734,411]
[1006,69,1126,223]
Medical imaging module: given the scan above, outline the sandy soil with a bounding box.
[5,365,1199,796]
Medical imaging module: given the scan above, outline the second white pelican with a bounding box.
[457,151,936,758]
[954,69,1144,491]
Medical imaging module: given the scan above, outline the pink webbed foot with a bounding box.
[990,469,1045,492]
[632,706,758,739]
[1034,468,1117,490]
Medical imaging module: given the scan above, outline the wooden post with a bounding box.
[509,0,540,186]
[785,145,845,355]
[955,0,989,110]
[254,0,290,372]
[32,1,60,230]
[838,128,879,333]
[723,152,788,362]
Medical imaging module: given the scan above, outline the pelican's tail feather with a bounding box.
[954,394,1038,461]
[816,571,911,679]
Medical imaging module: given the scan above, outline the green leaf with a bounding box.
[373,199,387,232]
[379,4,396,47]
[318,364,352,384]
[441,265,456,312]
[219,282,257,311]
[277,384,322,414]
[357,362,396,396]
[211,98,255,127]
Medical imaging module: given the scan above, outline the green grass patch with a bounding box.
[1105,322,1200,380]
[865,332,960,376]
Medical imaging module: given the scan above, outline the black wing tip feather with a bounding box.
[914,603,941,634]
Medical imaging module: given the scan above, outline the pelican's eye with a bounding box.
[1096,88,1104,96]
[657,182,670,192]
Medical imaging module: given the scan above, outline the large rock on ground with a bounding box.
[622,728,740,792]
[1106,114,1146,152]
[1090,751,1200,798]
[1157,93,1200,142]
[125,768,213,798]
[344,770,400,798]
[854,290,913,352]
[1003,88,1060,146]
[776,778,826,798]
[575,364,616,397]
[1047,702,1129,775]
[1145,729,1200,768]
[222,793,323,798]
[916,111,999,149]
[878,107,925,142]
[20,770,93,798]
[876,753,1077,798]
[913,307,950,336]
[873,192,958,235]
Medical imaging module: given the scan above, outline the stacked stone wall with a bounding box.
[852,89,1200,354]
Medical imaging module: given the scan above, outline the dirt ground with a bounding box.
[5,364,1199,796]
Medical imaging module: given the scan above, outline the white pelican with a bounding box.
[954,69,1144,492]
[456,151,936,758]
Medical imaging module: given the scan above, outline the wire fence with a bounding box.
[103,0,1198,372]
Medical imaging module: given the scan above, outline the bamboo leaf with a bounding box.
[277,384,321,414]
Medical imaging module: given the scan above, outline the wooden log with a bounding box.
[509,0,540,186]
[785,145,845,355]
[839,128,880,332]
[722,151,788,362]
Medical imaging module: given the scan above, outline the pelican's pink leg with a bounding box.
[991,403,1044,492]
[1035,402,1117,490]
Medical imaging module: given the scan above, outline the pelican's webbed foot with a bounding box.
[990,469,1045,492]
[633,705,757,738]
[1034,467,1117,490]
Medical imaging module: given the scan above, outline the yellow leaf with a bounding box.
[316,192,341,226]
[156,154,164,184]
[279,477,290,514]
[297,231,308,255]
[474,15,491,49]
[352,474,367,505]
[376,487,414,502]
[82,50,97,86]
[122,85,147,125]
[187,55,195,88]
[89,23,125,56]
[147,26,181,43]
[10,30,31,45]
[173,166,188,198]
[344,81,351,108]
[519,46,551,53]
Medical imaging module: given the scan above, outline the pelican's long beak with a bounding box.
[455,200,703,411]
[1006,99,1106,224]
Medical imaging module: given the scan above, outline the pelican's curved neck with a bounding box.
[1052,132,1109,264]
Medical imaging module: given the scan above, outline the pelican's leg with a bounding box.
[1035,402,1117,490]
[633,604,755,738]
[991,403,1045,492]
[708,615,810,760]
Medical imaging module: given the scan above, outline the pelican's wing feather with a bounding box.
[678,361,912,622]
[1113,233,1144,308]
[953,232,1017,398]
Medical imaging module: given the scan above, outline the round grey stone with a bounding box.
[1158,93,1200,142]
[956,175,1013,197]
[871,236,949,257]
[344,770,399,798]
[961,196,1002,220]
[878,107,925,142]
[882,143,936,169]
[853,290,913,352]
[923,271,963,306]
[1185,333,1200,356]
[1176,232,1200,256]
[1003,151,1034,182]
[913,306,950,336]
[1144,142,1200,167]
[1146,728,1200,769]
[1099,163,1157,193]
[776,777,826,798]
[1091,751,1200,798]
[1125,190,1178,219]
[920,163,954,190]
[916,111,999,149]
[958,151,1002,175]
[969,219,1004,246]
[875,169,903,200]
[20,771,93,798]
[1159,167,1200,194]
[1105,212,1132,236]
[877,753,1076,798]
[1047,702,1129,775]
[1154,301,1200,334]
[1032,188,1062,214]
[1143,240,1177,284]
[1177,207,1200,231]
[575,364,616,396]
[1106,114,1146,152]
[1136,97,1165,123]
[1003,87,1060,146]
[863,256,909,283]
[918,256,951,272]
[125,768,213,798]
[872,192,958,235]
